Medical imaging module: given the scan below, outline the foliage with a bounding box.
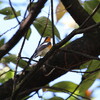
[26,28,32,40]
[48,97,64,100]
[0,66,14,83]
[79,60,100,94]
[47,81,78,93]
[0,38,5,47]
[0,0,100,100]
[0,7,21,20]
[83,0,100,22]
[0,54,28,68]
[41,60,100,100]
[33,16,61,39]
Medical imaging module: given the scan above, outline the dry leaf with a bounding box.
[56,2,67,22]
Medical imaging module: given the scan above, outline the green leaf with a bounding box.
[0,54,17,63]
[4,11,20,20]
[18,59,28,68]
[84,0,100,22]
[0,38,5,47]
[26,28,31,40]
[0,7,21,20]
[0,7,14,15]
[22,95,33,100]
[49,97,64,100]
[0,67,14,83]
[48,81,78,93]
[0,1,2,5]
[0,54,27,68]
[80,60,92,69]
[79,60,100,93]
[33,16,61,39]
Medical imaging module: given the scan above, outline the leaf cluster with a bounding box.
[0,0,100,100]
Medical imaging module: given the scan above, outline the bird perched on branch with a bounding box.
[33,37,52,58]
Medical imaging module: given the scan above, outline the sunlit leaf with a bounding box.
[0,7,21,20]
[80,60,92,69]
[0,67,14,83]
[48,81,78,93]
[33,16,61,39]
[56,1,67,22]
[79,60,100,93]
[49,97,64,100]
[0,7,14,15]
[0,54,27,68]
[18,59,28,68]
[0,38,5,47]
[4,11,20,20]
[83,0,100,22]
[0,54,17,63]
[26,28,31,40]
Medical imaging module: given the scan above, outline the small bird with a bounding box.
[34,37,52,58]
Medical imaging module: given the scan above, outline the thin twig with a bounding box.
[18,85,90,100]
[71,68,100,73]
[21,57,38,62]
[11,32,28,99]
[29,7,51,60]
[46,61,100,74]
[0,0,47,60]
[9,0,20,24]
[36,8,51,48]
[18,14,51,81]
[14,22,99,96]
[43,86,90,100]
[15,28,82,94]
[62,49,100,61]
[10,2,100,97]
[66,81,84,100]
[80,2,100,28]
[66,58,100,99]
[0,24,18,37]
[0,69,13,77]
[24,0,32,19]
[83,63,100,79]
[51,0,55,45]
[76,22,100,33]
[11,57,20,99]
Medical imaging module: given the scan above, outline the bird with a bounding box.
[33,37,52,58]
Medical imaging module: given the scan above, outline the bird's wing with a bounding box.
[34,42,51,57]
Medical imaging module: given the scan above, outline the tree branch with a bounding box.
[0,0,47,59]
[0,0,100,100]
[61,0,96,28]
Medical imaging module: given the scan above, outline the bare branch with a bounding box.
[51,0,55,45]
[9,0,20,24]
[80,2,100,28]
[0,0,47,60]
[0,24,18,37]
